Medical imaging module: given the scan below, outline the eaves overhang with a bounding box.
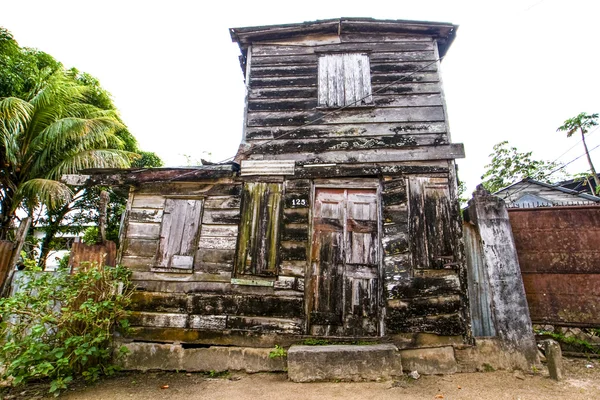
[230,17,458,68]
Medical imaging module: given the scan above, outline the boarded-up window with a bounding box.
[155,198,203,271]
[318,53,373,108]
[235,182,282,276]
[408,177,455,269]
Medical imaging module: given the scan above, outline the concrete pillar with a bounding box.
[464,185,538,365]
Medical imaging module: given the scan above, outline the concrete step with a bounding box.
[287,344,402,382]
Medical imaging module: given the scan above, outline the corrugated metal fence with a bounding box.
[69,241,116,271]
[0,240,15,290]
[508,205,600,327]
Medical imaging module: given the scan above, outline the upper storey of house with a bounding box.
[230,18,464,165]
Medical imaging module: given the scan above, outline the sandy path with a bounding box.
[5,357,600,399]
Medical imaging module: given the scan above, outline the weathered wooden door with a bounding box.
[309,188,379,336]
[156,198,203,271]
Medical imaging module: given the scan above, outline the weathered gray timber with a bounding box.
[104,18,468,347]
[463,185,538,365]
[233,18,461,167]
[70,18,543,371]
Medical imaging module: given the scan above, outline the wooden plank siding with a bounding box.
[118,25,469,345]
[120,182,242,277]
[242,32,456,163]
[381,176,467,337]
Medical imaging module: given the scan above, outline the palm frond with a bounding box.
[63,103,119,120]
[46,149,132,180]
[0,97,33,165]
[30,116,124,155]
[17,178,73,211]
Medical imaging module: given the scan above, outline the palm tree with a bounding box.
[557,112,600,191]
[0,71,132,238]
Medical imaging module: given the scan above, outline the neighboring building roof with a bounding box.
[230,17,458,70]
[555,174,600,195]
[494,177,600,207]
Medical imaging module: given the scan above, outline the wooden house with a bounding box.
[494,177,600,208]
[85,18,470,350]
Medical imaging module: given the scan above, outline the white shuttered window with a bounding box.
[318,53,373,108]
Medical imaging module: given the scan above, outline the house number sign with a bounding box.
[292,198,308,207]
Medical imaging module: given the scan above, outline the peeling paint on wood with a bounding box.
[130,312,188,328]
[235,182,283,276]
[189,315,228,330]
[112,21,471,346]
[308,188,380,336]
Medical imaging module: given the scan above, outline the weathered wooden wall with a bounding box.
[382,175,466,338]
[509,206,600,327]
[120,25,468,346]
[121,179,306,345]
[242,33,462,164]
[121,171,468,344]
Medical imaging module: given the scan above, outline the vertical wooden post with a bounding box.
[8,217,31,271]
[0,217,31,296]
[97,190,109,244]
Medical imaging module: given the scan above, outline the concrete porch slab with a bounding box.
[287,344,402,382]
[118,342,286,373]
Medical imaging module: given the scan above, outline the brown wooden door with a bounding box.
[309,188,379,336]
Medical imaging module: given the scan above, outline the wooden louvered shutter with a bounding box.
[408,177,455,269]
[235,182,283,276]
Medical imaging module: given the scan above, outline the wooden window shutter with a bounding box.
[318,53,373,108]
[156,198,203,271]
[235,182,283,276]
[408,177,455,269]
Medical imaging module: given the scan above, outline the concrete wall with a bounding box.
[463,185,538,365]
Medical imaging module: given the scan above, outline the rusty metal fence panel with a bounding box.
[0,240,14,290]
[508,205,600,327]
[69,241,117,272]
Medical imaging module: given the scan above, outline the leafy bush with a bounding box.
[81,227,100,245]
[0,263,132,395]
[268,345,287,359]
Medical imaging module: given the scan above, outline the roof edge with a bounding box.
[494,177,600,202]
[230,17,458,57]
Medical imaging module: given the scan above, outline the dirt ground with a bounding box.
[3,357,600,400]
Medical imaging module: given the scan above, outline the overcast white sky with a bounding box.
[3,0,600,193]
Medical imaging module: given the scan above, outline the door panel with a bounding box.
[309,188,380,336]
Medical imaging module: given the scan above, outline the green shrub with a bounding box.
[81,227,100,245]
[269,345,287,359]
[0,262,133,395]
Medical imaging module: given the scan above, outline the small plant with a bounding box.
[482,363,495,372]
[203,370,229,378]
[269,345,287,359]
[0,262,133,395]
[535,328,600,355]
